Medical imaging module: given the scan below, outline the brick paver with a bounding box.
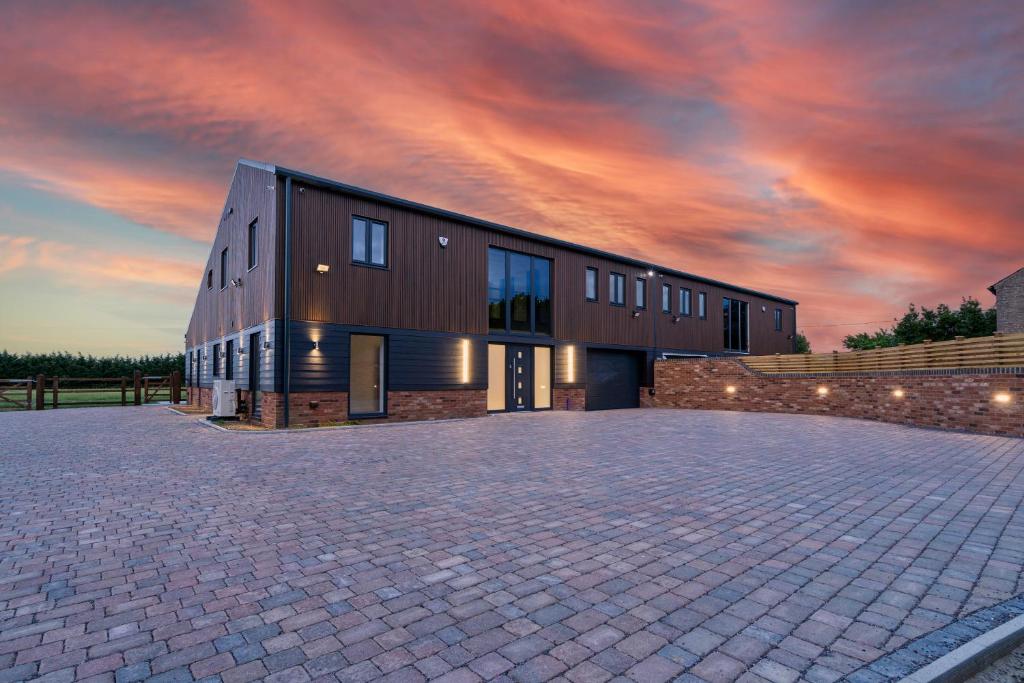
[2,407,1024,682]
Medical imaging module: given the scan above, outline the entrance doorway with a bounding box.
[487,344,552,412]
[249,332,262,419]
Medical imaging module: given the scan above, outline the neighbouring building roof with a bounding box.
[989,266,1024,294]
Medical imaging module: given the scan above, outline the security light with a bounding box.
[647,270,655,277]
[316,263,330,274]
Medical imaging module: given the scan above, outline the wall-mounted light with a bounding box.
[567,346,576,384]
[817,386,829,396]
[892,388,905,398]
[993,392,1012,404]
[671,315,680,324]
[230,278,243,288]
[263,341,272,350]
[237,346,245,356]
[316,263,330,274]
[725,385,737,395]
[646,270,655,277]
[312,340,320,351]
[632,310,641,319]
[461,339,470,383]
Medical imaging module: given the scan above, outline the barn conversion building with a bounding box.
[185,160,798,427]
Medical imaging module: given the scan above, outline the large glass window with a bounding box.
[225,339,234,380]
[723,298,750,352]
[585,267,598,302]
[610,273,625,306]
[487,247,552,335]
[509,252,531,333]
[774,308,783,331]
[212,343,221,376]
[662,284,671,313]
[635,278,646,309]
[352,216,387,267]
[680,288,692,316]
[350,334,385,414]
[247,220,258,270]
[487,344,506,411]
[698,291,707,319]
[534,346,551,409]
[488,249,507,332]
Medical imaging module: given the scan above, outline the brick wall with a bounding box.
[261,391,349,428]
[651,358,1024,437]
[553,388,586,411]
[387,390,486,422]
[994,270,1024,333]
[188,387,212,410]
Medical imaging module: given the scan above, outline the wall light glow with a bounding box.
[567,345,575,383]
[817,386,829,396]
[993,392,1012,404]
[892,388,904,398]
[461,339,470,383]
[725,385,737,394]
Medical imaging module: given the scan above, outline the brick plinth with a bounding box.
[553,388,585,411]
[387,390,486,422]
[651,358,1024,437]
[188,387,212,410]
[261,391,349,428]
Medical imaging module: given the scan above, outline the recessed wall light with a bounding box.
[817,386,829,396]
[993,392,1012,404]
[316,263,330,274]
[892,388,905,398]
[725,386,737,395]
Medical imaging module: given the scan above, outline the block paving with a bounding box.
[2,407,1024,682]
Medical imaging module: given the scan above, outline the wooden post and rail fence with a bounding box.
[741,331,1024,374]
[0,371,183,411]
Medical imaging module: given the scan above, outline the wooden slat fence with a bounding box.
[0,372,183,411]
[742,332,1024,374]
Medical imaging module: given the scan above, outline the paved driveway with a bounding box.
[1,408,1023,683]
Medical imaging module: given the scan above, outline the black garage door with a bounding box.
[586,349,641,410]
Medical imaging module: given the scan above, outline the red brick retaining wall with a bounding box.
[651,359,1024,437]
[553,388,586,411]
[258,389,487,427]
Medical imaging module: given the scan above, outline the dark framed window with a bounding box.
[225,339,234,380]
[487,247,552,335]
[187,351,193,386]
[723,298,750,352]
[212,343,221,376]
[350,334,386,416]
[774,308,783,331]
[220,248,228,289]
[247,220,258,270]
[207,270,213,289]
[662,283,671,313]
[609,273,625,306]
[698,291,707,319]
[352,216,387,267]
[680,288,692,316]
[585,267,598,302]
[635,278,646,309]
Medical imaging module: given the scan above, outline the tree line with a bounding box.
[843,298,996,350]
[0,351,184,378]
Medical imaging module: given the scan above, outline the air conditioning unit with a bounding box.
[212,380,237,417]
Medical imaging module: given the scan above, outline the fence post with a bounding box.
[120,377,127,406]
[26,377,33,410]
[171,371,181,404]
[36,374,45,410]
[52,377,59,409]
[134,370,141,405]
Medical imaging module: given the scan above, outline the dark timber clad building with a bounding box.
[185,160,799,427]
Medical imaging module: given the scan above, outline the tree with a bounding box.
[794,332,811,354]
[843,298,996,350]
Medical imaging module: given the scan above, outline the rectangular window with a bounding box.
[247,220,258,270]
[487,344,506,411]
[534,346,551,409]
[680,288,692,316]
[609,273,625,306]
[220,248,228,289]
[188,351,193,386]
[662,283,671,313]
[487,247,553,335]
[585,267,598,302]
[635,278,646,309]
[350,334,385,415]
[212,343,221,376]
[352,216,387,267]
[225,339,234,380]
[774,308,783,331]
[207,270,213,289]
[723,298,750,352]
[698,291,707,319]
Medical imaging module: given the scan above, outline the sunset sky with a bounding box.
[1,1,1021,354]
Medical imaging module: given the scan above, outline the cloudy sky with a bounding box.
[1,0,1021,354]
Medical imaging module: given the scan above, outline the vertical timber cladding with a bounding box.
[285,180,796,353]
[184,162,279,350]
